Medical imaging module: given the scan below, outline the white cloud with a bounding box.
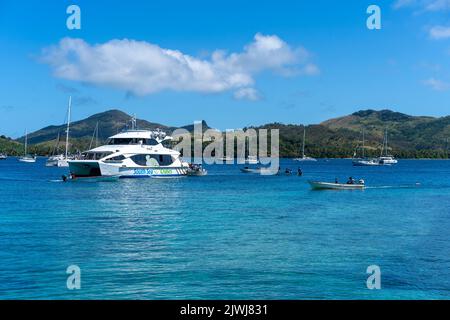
[423,77,450,90]
[393,0,450,11]
[429,26,450,39]
[425,0,450,11]
[40,34,318,99]
[233,88,261,101]
[393,0,417,9]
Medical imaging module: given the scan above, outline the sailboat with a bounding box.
[88,121,99,150]
[46,96,73,167]
[376,128,398,165]
[352,129,380,166]
[18,129,36,163]
[45,132,62,166]
[294,127,317,161]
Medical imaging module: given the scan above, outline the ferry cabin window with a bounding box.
[161,140,173,148]
[107,138,159,145]
[130,154,174,166]
[83,152,113,160]
[146,139,159,146]
[103,155,126,162]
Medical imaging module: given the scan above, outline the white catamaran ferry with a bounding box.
[68,118,189,179]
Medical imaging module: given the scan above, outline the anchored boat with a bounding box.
[294,127,317,162]
[352,129,380,166]
[18,129,36,163]
[376,128,398,165]
[244,155,259,164]
[352,158,381,166]
[187,164,208,176]
[46,96,74,167]
[68,117,189,179]
[308,180,366,190]
[240,167,262,174]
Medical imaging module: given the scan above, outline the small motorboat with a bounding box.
[244,156,259,164]
[240,167,261,174]
[0,153,7,160]
[352,158,380,166]
[187,164,207,176]
[308,180,365,190]
[220,156,233,162]
[18,155,36,163]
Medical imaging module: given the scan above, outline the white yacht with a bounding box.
[46,154,73,167]
[294,127,317,162]
[376,129,398,165]
[46,96,73,167]
[18,129,36,163]
[378,156,398,165]
[68,118,189,179]
[219,156,233,162]
[244,155,259,164]
[352,158,381,166]
[352,129,380,166]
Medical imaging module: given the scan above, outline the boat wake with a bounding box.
[365,183,421,189]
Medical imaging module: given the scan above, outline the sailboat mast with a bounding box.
[24,129,27,155]
[381,128,388,157]
[362,130,365,158]
[302,127,306,158]
[89,122,99,150]
[385,129,388,156]
[95,121,99,148]
[65,96,71,159]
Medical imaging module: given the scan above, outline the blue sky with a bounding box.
[1,0,450,137]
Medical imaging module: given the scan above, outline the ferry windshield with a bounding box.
[82,152,113,160]
[107,138,159,145]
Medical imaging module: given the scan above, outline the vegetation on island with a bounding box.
[1,109,449,159]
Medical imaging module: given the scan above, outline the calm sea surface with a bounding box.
[0,158,449,299]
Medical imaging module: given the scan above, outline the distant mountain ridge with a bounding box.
[4,108,450,158]
[17,109,176,145]
[250,109,450,158]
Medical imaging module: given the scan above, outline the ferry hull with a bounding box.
[69,160,188,178]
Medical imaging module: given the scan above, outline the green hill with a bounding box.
[17,109,172,145]
[4,108,450,158]
[0,135,24,156]
[318,109,450,158]
[247,109,450,158]
[14,110,210,155]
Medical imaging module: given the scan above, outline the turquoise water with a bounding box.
[0,158,449,299]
